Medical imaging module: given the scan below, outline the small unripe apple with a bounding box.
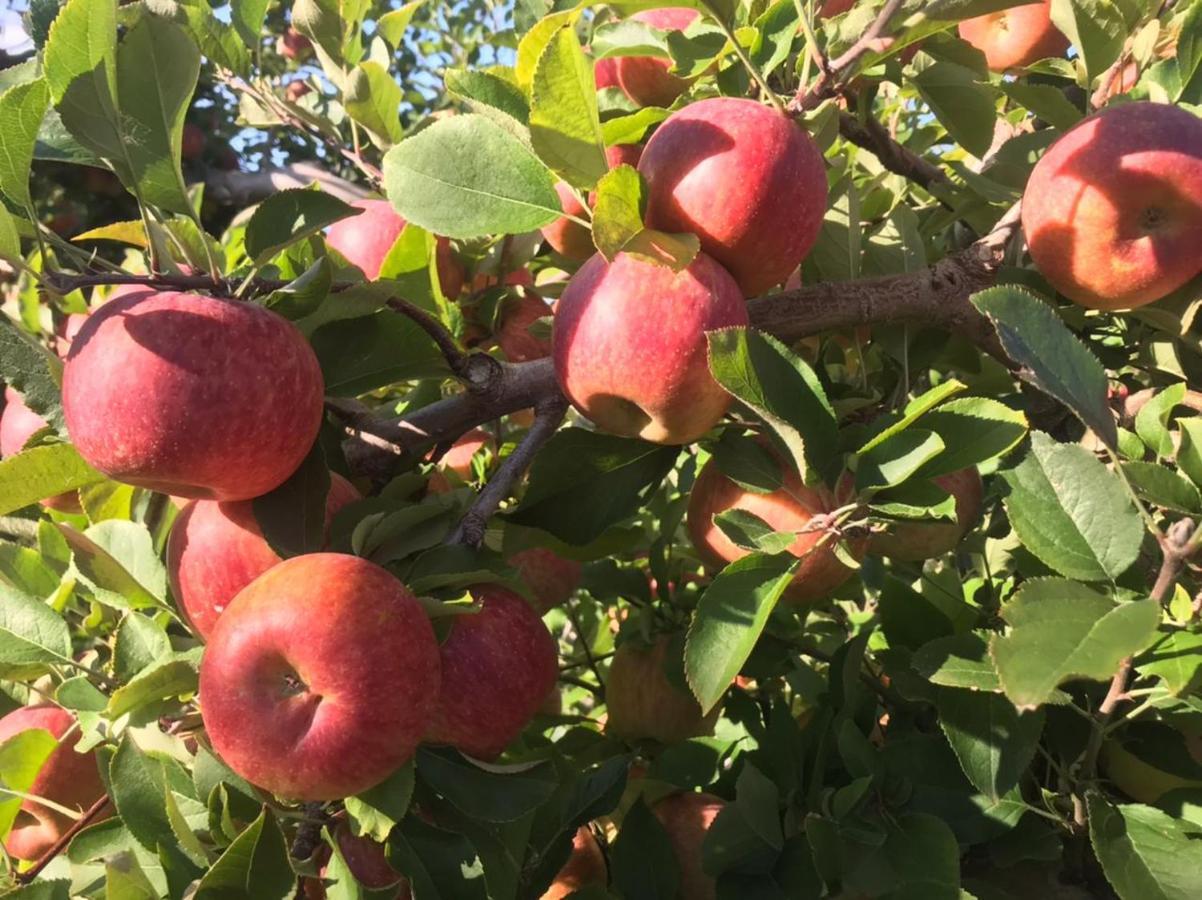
[605,634,718,744]
[167,474,361,640]
[278,27,312,61]
[651,792,726,900]
[326,199,464,297]
[0,705,106,861]
[957,1,1067,72]
[509,546,583,614]
[1,388,82,512]
[425,586,559,760]
[616,8,699,108]
[542,826,607,900]
[639,97,828,296]
[1022,101,1202,310]
[687,454,866,601]
[62,291,324,502]
[201,554,439,800]
[182,123,205,160]
[869,468,983,561]
[553,251,748,444]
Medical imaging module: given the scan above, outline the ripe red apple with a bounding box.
[200,553,440,800]
[819,0,856,16]
[869,468,983,561]
[278,26,312,61]
[167,474,361,640]
[595,56,622,91]
[303,821,410,899]
[605,634,718,744]
[687,454,867,601]
[182,123,205,160]
[616,8,700,108]
[495,291,554,362]
[651,792,726,900]
[509,546,582,614]
[470,267,534,293]
[0,705,106,861]
[1,388,82,512]
[542,826,607,900]
[541,144,643,261]
[62,291,324,501]
[639,97,828,296]
[285,81,313,102]
[427,428,494,494]
[553,251,748,444]
[1022,102,1202,310]
[957,1,1068,72]
[424,586,559,759]
[54,312,89,358]
[326,199,464,297]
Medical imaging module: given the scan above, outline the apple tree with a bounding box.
[2,0,1202,898]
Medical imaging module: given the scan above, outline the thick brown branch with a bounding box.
[837,110,948,190]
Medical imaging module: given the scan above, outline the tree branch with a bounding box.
[16,795,111,885]
[837,110,948,190]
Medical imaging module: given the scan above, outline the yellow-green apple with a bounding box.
[167,474,361,640]
[424,586,558,759]
[869,468,983,561]
[616,8,699,107]
[326,199,464,297]
[509,546,582,613]
[651,791,726,900]
[957,1,1067,72]
[1022,102,1202,310]
[687,454,866,601]
[639,97,828,295]
[278,26,312,61]
[605,634,718,744]
[62,291,324,501]
[199,553,440,800]
[1,389,82,512]
[0,705,106,861]
[542,826,607,900]
[553,251,747,444]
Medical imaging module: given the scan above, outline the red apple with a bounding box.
[1021,102,1202,310]
[639,97,828,296]
[651,792,726,900]
[616,8,700,108]
[541,183,595,262]
[62,291,324,501]
[285,81,313,102]
[819,0,856,16]
[869,467,983,561]
[54,312,89,358]
[326,199,464,297]
[167,473,361,640]
[509,546,583,614]
[425,586,558,759]
[426,428,494,495]
[1,388,82,512]
[200,553,440,800]
[278,26,313,61]
[605,634,718,744]
[553,251,748,444]
[182,123,205,161]
[0,705,106,861]
[495,291,554,362]
[334,821,407,892]
[470,267,535,293]
[542,826,607,900]
[957,1,1068,72]
[605,143,642,171]
[687,454,866,601]
[595,56,622,91]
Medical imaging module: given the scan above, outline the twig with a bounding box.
[16,795,110,884]
[289,802,327,861]
[837,109,948,190]
[385,299,500,389]
[788,0,905,113]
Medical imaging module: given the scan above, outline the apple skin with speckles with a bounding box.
[508,546,582,613]
[199,553,440,800]
[1021,102,1202,310]
[552,251,748,444]
[616,8,699,107]
[639,97,828,296]
[424,585,558,760]
[651,792,727,900]
[62,291,324,502]
[0,388,82,512]
[0,705,107,861]
[167,474,361,640]
[957,0,1067,72]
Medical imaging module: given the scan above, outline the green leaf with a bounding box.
[1122,461,1202,515]
[855,428,945,493]
[389,816,488,900]
[0,205,19,263]
[1000,432,1142,582]
[609,798,679,900]
[416,748,557,822]
[113,612,171,683]
[685,552,799,714]
[0,583,71,672]
[910,62,998,158]
[106,650,201,719]
[1177,419,1202,489]
[0,728,58,841]
[195,807,294,900]
[109,734,176,853]
[707,328,838,485]
[251,441,330,559]
[529,23,607,188]
[937,688,1044,801]
[601,107,669,145]
[229,0,271,51]
[382,114,561,240]
[712,509,797,554]
[59,520,168,611]
[1089,794,1202,900]
[312,311,448,396]
[592,164,699,271]
[1139,629,1202,697]
[990,578,1160,710]
[244,188,357,266]
[997,81,1083,130]
[345,761,415,842]
[913,632,1001,691]
[104,850,159,900]
[115,15,199,214]
[707,430,783,494]
[917,396,1029,476]
[0,443,102,515]
[0,315,66,431]
[1136,383,1185,459]
[506,428,678,545]
[377,0,426,47]
[344,62,404,149]
[857,380,966,455]
[168,0,251,76]
[973,286,1115,448]
[444,68,530,125]
[1050,0,1125,81]
[0,78,50,209]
